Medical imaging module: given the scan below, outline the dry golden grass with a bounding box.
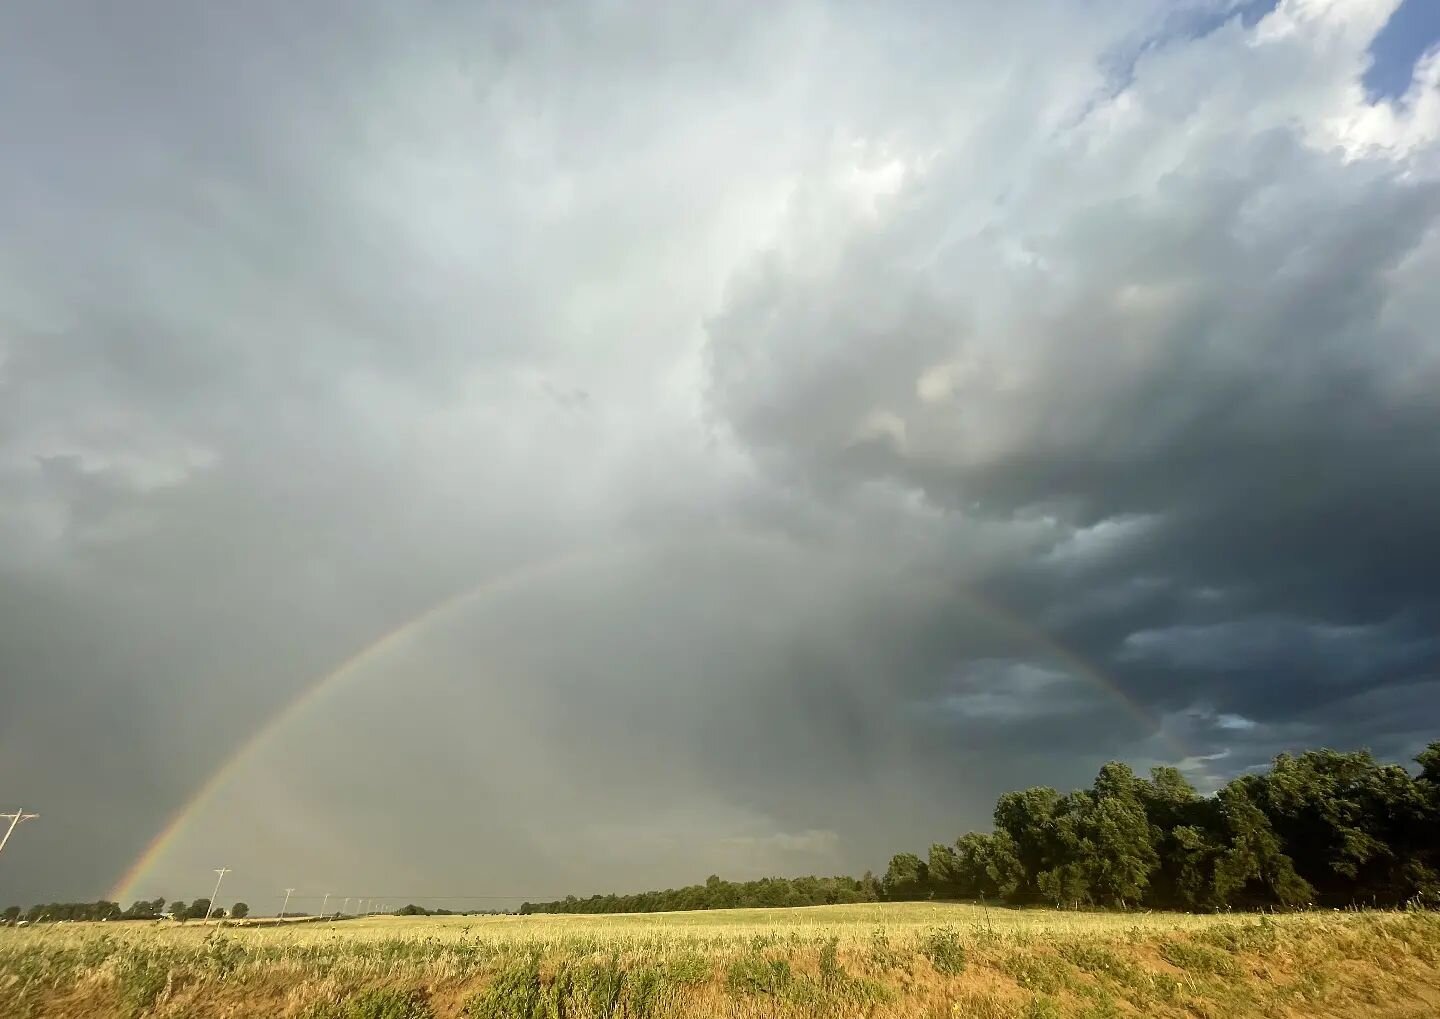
[3,901,1438,1018]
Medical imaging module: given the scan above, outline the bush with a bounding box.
[921,925,967,974]
[867,927,903,972]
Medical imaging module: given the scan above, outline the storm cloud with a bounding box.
[2,0,1438,911]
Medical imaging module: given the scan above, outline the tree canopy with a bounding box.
[524,741,1440,915]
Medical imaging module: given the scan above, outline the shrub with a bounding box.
[867,927,902,972]
[921,926,967,975]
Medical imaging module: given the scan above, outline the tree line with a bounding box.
[521,874,882,915]
[1,898,251,924]
[524,742,1440,915]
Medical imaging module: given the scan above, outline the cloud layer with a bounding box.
[2,0,1438,909]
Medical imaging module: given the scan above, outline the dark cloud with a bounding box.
[2,0,1438,909]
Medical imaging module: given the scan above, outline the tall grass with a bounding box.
[2,902,1437,1017]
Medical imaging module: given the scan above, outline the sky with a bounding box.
[2,0,1439,914]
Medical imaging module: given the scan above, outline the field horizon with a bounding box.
[6,900,1440,1018]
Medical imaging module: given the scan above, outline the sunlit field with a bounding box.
[5,902,1440,1018]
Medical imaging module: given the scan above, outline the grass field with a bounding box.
[4,901,1439,1017]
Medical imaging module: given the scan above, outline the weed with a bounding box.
[623,964,665,1018]
[663,950,709,985]
[464,953,542,1019]
[724,953,792,996]
[948,990,1023,1018]
[340,989,434,1019]
[1054,941,1142,986]
[1193,919,1278,954]
[819,934,843,986]
[998,950,1070,994]
[1075,994,1123,1019]
[867,926,902,972]
[1022,995,1063,1019]
[922,925,967,975]
[1159,938,1239,977]
[575,954,625,1017]
[116,950,171,1018]
[199,931,246,977]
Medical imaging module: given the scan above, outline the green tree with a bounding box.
[1140,766,1205,907]
[123,897,169,920]
[1416,741,1440,786]
[1036,862,1090,908]
[186,898,212,920]
[168,900,188,921]
[1170,822,1224,909]
[1075,763,1159,907]
[231,902,249,919]
[951,833,994,898]
[1251,749,1432,905]
[1033,791,1093,907]
[1078,792,1157,907]
[1214,782,1312,907]
[881,853,929,900]
[927,843,962,898]
[994,787,1062,902]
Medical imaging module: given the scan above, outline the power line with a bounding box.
[0,810,38,858]
[202,868,231,922]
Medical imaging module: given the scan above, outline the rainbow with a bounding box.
[108,535,1176,902]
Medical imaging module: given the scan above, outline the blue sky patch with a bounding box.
[1365,0,1440,100]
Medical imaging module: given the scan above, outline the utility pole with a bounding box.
[203,868,231,922]
[342,897,351,916]
[321,893,331,917]
[280,888,295,919]
[0,810,38,858]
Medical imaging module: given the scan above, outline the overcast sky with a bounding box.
[3,0,1439,913]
